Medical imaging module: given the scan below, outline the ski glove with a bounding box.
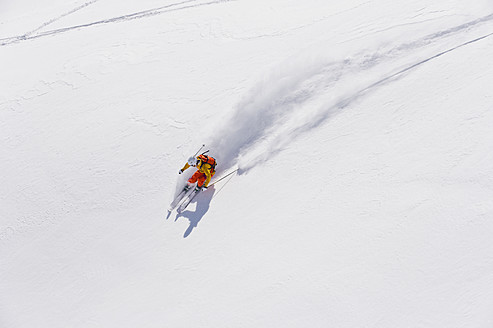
[179,169,184,174]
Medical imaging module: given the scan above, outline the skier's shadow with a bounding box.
[174,186,215,238]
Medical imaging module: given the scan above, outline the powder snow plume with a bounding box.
[206,13,493,174]
[205,53,351,174]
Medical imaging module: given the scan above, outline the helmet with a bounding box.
[187,157,197,166]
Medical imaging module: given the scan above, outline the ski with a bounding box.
[177,189,200,213]
[168,186,193,211]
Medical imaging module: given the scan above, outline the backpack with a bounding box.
[197,154,217,172]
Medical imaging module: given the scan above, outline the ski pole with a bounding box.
[209,169,239,187]
[192,144,206,157]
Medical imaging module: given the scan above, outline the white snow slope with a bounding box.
[2,0,493,327]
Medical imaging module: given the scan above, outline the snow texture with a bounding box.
[1,0,493,327]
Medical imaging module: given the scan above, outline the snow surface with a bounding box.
[2,0,493,327]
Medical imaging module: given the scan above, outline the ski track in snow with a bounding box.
[208,13,493,174]
[0,0,237,46]
[2,2,493,326]
[1,5,492,243]
[23,0,101,39]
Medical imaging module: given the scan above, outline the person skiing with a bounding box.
[179,153,217,191]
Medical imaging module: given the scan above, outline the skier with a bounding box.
[179,153,217,191]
